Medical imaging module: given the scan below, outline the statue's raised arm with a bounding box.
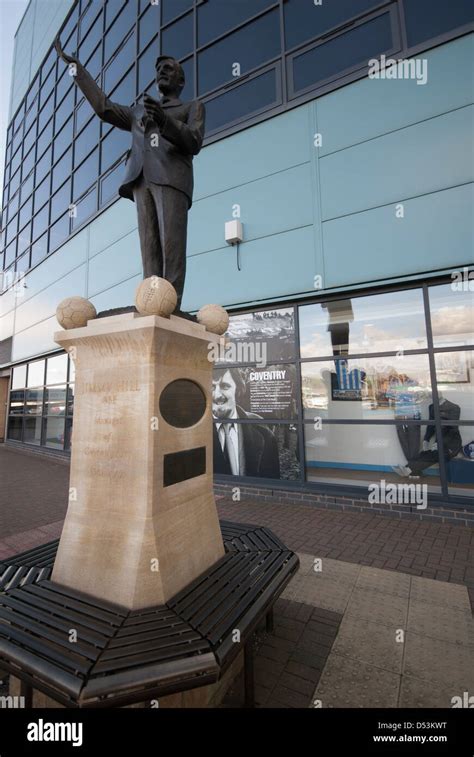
[54,36,78,66]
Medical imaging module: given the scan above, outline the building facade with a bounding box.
[1,0,473,513]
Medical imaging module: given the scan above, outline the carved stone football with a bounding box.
[135,276,177,316]
[56,297,97,329]
[196,304,229,335]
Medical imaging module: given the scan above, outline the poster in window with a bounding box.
[217,307,295,364]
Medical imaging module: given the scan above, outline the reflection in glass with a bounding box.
[7,417,23,441]
[429,283,474,348]
[220,307,295,364]
[304,423,441,493]
[435,351,473,420]
[214,422,299,480]
[44,417,66,449]
[25,388,44,414]
[27,360,45,387]
[301,355,432,421]
[24,415,42,445]
[9,389,25,413]
[47,353,68,385]
[299,289,426,358]
[445,423,474,497]
[45,385,67,415]
[12,364,27,389]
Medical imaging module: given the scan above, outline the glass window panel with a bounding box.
[40,65,56,107]
[80,1,102,41]
[301,354,432,422]
[22,125,37,159]
[19,198,33,231]
[12,365,27,389]
[284,0,384,51]
[13,102,25,133]
[15,250,30,274]
[56,67,74,106]
[198,10,280,95]
[26,76,40,110]
[104,0,136,62]
[47,353,68,385]
[162,12,194,60]
[44,416,66,449]
[292,13,394,94]
[435,351,474,421]
[67,384,75,414]
[75,117,101,168]
[138,38,159,94]
[5,241,16,269]
[5,216,18,245]
[9,388,25,412]
[214,422,299,480]
[205,68,277,134]
[17,224,32,256]
[25,387,44,415]
[7,416,23,441]
[52,147,73,194]
[45,385,67,414]
[11,147,22,177]
[139,4,159,52]
[21,169,35,202]
[37,117,54,160]
[65,417,74,450]
[109,65,135,105]
[22,147,35,181]
[7,191,20,221]
[55,88,75,134]
[404,0,472,47]
[180,57,194,102]
[198,0,275,46]
[83,43,103,80]
[304,422,441,494]
[36,146,52,185]
[33,173,51,214]
[299,290,427,358]
[72,185,98,229]
[79,9,103,63]
[25,100,38,133]
[60,2,79,48]
[50,213,71,252]
[446,424,474,498]
[53,116,74,162]
[51,180,71,223]
[9,168,21,198]
[38,91,54,132]
[30,232,48,267]
[100,122,130,173]
[162,0,193,25]
[73,148,99,201]
[100,158,126,205]
[104,32,135,93]
[75,96,95,134]
[213,364,298,421]
[12,126,23,156]
[105,0,127,29]
[28,359,45,387]
[41,46,56,81]
[429,282,474,348]
[32,203,49,242]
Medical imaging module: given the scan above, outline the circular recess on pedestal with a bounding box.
[159,379,206,428]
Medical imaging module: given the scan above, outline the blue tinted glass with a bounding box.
[37,118,54,160]
[198,0,275,46]
[55,88,75,133]
[19,197,33,231]
[198,10,280,95]
[7,192,19,221]
[50,213,70,252]
[104,1,136,61]
[110,65,136,104]
[139,4,159,52]
[56,68,74,105]
[84,44,102,79]
[12,126,23,155]
[25,101,38,133]
[5,241,17,268]
[162,0,193,24]
[15,250,30,273]
[162,12,193,59]
[9,170,21,198]
[17,223,32,256]
[75,96,95,133]
[205,69,277,133]
[104,32,135,93]
[100,124,130,173]
[72,185,97,228]
[181,57,194,101]
[80,0,102,40]
[284,0,382,50]
[11,147,22,177]
[73,148,99,200]
[75,117,100,167]
[21,170,34,202]
[292,13,393,93]
[32,203,49,242]
[34,173,51,214]
[79,11,103,63]
[100,158,126,204]
[26,76,40,110]
[404,0,473,46]
[30,231,48,266]
[60,4,79,48]
[53,116,74,162]
[52,147,73,194]
[38,92,54,132]
[40,65,56,107]
[23,124,37,157]
[51,179,71,223]
[138,38,158,94]
[35,147,52,185]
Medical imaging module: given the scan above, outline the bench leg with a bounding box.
[244,640,255,708]
[266,607,274,633]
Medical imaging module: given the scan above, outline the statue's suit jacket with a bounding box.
[74,63,206,207]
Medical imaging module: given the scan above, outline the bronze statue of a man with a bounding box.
[55,39,206,313]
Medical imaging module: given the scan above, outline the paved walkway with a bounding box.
[1,444,473,708]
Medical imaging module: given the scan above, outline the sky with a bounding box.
[0,0,29,210]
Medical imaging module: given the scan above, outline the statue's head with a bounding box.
[155,55,185,97]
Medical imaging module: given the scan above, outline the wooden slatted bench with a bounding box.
[0,521,299,708]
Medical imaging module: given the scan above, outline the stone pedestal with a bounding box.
[52,312,225,609]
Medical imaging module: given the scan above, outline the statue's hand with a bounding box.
[54,36,78,65]
[143,94,166,127]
